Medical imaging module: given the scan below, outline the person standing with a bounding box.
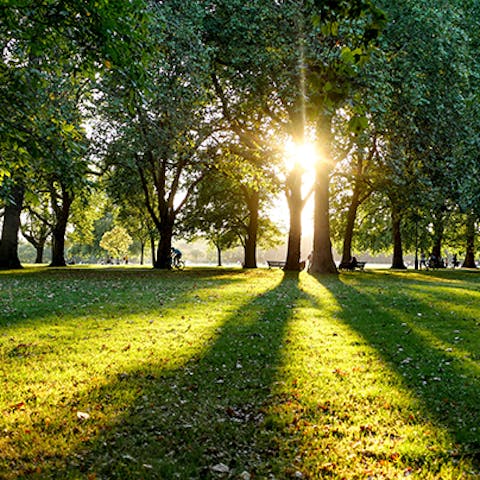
[452,253,459,268]
[420,252,427,269]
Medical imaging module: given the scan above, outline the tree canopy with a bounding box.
[2,0,480,271]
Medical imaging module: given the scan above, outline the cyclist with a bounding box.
[171,247,182,268]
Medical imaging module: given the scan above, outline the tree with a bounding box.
[68,208,116,263]
[100,226,132,262]
[180,170,282,267]
[205,0,386,273]
[331,127,377,268]
[349,0,473,269]
[105,153,160,266]
[0,0,145,269]
[21,202,52,264]
[96,0,215,269]
[208,74,282,268]
[0,177,25,269]
[179,172,244,267]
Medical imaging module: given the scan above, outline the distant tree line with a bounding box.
[1,0,479,271]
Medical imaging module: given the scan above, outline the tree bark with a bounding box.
[339,187,361,268]
[216,244,222,267]
[243,189,259,268]
[149,234,156,266]
[154,220,174,269]
[35,244,44,264]
[49,185,73,267]
[309,114,337,274]
[140,241,145,265]
[462,212,477,268]
[285,167,303,271]
[285,113,306,272]
[0,182,24,269]
[50,225,67,266]
[431,211,444,267]
[391,203,406,269]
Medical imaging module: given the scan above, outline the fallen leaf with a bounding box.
[77,411,90,420]
[211,463,230,474]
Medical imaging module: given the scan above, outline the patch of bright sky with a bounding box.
[270,139,317,237]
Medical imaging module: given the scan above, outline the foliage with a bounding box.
[0,0,147,268]
[2,0,480,269]
[327,0,480,264]
[94,0,217,268]
[99,225,132,260]
[67,192,106,250]
[179,171,283,259]
[68,207,116,263]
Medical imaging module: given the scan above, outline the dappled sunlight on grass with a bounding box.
[329,271,480,473]
[264,273,461,478]
[1,268,479,478]
[372,268,480,287]
[0,268,294,478]
[59,271,295,479]
[0,269,264,475]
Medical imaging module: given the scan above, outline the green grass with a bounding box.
[0,266,479,479]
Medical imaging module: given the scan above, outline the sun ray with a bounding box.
[284,139,318,173]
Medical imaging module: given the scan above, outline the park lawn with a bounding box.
[0,266,479,479]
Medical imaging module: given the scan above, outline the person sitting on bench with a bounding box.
[348,256,358,270]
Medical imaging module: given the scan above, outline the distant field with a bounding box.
[0,266,479,479]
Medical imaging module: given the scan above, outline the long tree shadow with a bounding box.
[0,267,246,328]
[312,272,480,469]
[47,271,303,479]
[1,268,255,479]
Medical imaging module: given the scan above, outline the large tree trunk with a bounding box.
[0,182,24,269]
[462,212,477,268]
[285,167,303,271]
[50,224,67,267]
[285,114,306,272]
[309,115,337,274]
[49,185,73,267]
[339,187,361,268]
[35,243,45,264]
[431,210,444,267]
[149,234,156,265]
[391,203,406,269]
[22,228,48,264]
[243,189,259,269]
[154,221,174,269]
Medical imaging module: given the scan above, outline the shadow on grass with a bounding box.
[0,267,247,329]
[0,265,247,281]
[312,272,480,468]
[41,271,303,479]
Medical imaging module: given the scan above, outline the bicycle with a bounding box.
[171,256,185,270]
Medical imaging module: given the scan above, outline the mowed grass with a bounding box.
[0,266,479,479]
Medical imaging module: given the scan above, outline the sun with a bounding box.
[284,139,319,173]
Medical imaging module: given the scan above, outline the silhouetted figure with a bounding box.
[420,252,427,269]
[348,256,358,270]
[171,247,182,268]
[452,253,459,268]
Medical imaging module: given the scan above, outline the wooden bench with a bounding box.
[339,261,366,271]
[267,260,286,268]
